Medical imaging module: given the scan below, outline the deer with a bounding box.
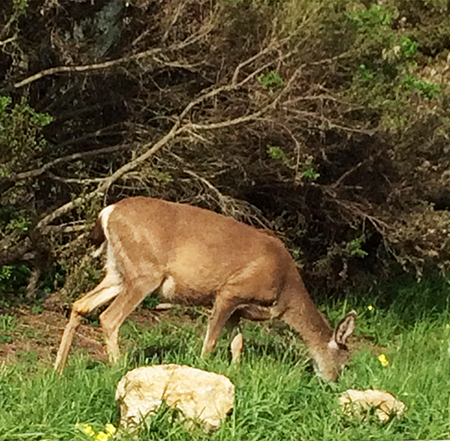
[54,197,356,380]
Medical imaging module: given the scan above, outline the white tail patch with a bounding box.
[90,205,116,259]
[91,241,106,258]
[99,205,116,241]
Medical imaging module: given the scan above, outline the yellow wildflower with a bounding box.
[76,422,116,440]
[94,431,110,441]
[367,305,374,311]
[105,424,117,436]
[77,424,96,437]
[378,353,389,367]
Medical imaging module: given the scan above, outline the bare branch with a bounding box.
[46,223,88,233]
[0,36,17,47]
[14,15,217,88]
[284,108,376,135]
[0,144,130,194]
[48,174,105,185]
[35,128,181,231]
[186,111,266,131]
[329,161,366,189]
[0,236,33,267]
[25,267,41,300]
[323,189,391,234]
[185,170,272,229]
[0,16,15,41]
[34,50,306,232]
[231,45,275,85]
[187,64,306,132]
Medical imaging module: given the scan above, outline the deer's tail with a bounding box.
[90,218,106,247]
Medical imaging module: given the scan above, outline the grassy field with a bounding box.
[1,277,450,440]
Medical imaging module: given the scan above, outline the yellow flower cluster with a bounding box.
[76,423,117,441]
[378,353,389,367]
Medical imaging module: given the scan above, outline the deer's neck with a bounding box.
[282,270,333,349]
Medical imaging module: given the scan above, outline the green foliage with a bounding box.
[345,237,368,257]
[267,145,294,170]
[401,75,441,99]
[0,334,14,344]
[0,96,52,176]
[358,64,374,82]
[340,0,447,150]
[267,145,286,160]
[257,70,284,92]
[0,266,13,282]
[267,147,320,181]
[31,304,43,314]
[301,165,320,181]
[0,314,17,344]
[0,96,12,113]
[142,294,162,309]
[0,314,17,332]
[291,248,301,260]
[348,3,393,29]
[345,3,396,53]
[0,264,30,305]
[148,169,173,186]
[400,35,418,58]
[12,0,29,16]
[3,211,30,233]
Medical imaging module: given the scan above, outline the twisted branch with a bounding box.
[14,14,217,88]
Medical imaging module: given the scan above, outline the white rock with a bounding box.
[116,364,235,432]
[339,389,406,422]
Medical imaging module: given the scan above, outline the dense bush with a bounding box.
[0,0,449,304]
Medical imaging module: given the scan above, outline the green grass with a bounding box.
[2,277,450,440]
[0,313,17,343]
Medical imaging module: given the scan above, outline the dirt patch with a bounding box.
[0,305,190,366]
[0,308,105,365]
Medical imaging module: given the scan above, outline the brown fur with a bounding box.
[54,197,356,380]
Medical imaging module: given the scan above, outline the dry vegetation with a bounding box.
[1,0,450,305]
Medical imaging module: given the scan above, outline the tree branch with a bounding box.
[0,144,130,194]
[0,36,17,47]
[33,52,307,232]
[14,16,216,88]
[0,236,33,267]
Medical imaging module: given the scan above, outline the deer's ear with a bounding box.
[333,310,357,346]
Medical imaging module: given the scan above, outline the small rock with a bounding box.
[116,364,235,432]
[339,389,406,422]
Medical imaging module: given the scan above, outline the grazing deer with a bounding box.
[54,197,356,380]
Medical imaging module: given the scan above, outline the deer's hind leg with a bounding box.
[54,271,123,374]
[225,305,273,363]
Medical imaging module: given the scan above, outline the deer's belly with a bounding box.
[159,275,216,307]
